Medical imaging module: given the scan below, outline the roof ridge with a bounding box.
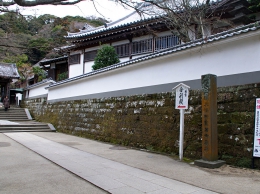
[49,21,260,89]
[25,77,55,90]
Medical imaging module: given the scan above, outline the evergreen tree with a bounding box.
[92,45,120,70]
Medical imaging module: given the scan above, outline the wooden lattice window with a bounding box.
[155,35,179,51]
[69,54,80,65]
[84,50,97,62]
[132,39,153,55]
[114,44,129,58]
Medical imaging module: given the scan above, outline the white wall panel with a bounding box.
[29,83,49,98]
[48,33,260,101]
[69,64,82,78]
[84,61,94,74]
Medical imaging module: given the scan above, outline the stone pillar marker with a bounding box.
[195,74,225,168]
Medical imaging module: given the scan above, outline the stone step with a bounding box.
[0,127,50,130]
[0,116,28,117]
[0,115,28,119]
[0,129,54,133]
[0,124,49,127]
[0,112,27,114]
[0,113,27,115]
[0,118,29,120]
[3,119,33,122]
[0,108,31,121]
[0,123,56,133]
[0,109,25,114]
[0,110,26,112]
[0,108,55,133]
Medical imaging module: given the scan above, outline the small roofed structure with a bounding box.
[39,56,68,81]
[0,63,20,101]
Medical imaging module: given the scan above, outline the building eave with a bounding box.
[47,21,260,90]
[0,63,20,79]
[64,0,247,43]
[39,56,68,66]
[25,77,56,90]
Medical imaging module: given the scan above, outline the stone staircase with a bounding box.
[0,106,56,133]
[0,107,31,121]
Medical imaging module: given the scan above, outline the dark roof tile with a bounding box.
[0,63,20,79]
[48,22,260,89]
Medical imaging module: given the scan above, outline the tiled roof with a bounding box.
[66,3,149,39]
[54,45,75,53]
[0,63,20,79]
[25,77,55,90]
[66,15,158,39]
[48,21,260,89]
[65,0,233,40]
[39,56,68,66]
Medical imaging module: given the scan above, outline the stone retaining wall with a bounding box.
[23,83,260,168]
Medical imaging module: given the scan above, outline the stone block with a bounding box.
[194,159,226,168]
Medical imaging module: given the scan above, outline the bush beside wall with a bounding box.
[23,83,260,168]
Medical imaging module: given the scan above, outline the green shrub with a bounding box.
[57,71,68,81]
[236,157,251,168]
[92,45,120,70]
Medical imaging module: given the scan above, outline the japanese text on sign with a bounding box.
[175,85,189,109]
[253,98,260,157]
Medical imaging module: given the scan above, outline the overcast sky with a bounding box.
[15,0,134,22]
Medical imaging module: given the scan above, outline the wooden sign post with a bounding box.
[195,74,225,168]
[173,83,190,161]
[252,98,260,168]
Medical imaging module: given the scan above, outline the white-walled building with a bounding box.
[55,0,250,78]
[47,22,260,102]
[26,0,259,101]
[25,78,55,99]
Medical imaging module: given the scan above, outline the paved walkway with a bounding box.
[0,133,107,194]
[2,127,260,194]
[5,132,215,194]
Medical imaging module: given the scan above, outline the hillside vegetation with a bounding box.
[0,13,107,65]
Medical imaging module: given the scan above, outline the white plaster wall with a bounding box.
[84,57,129,74]
[85,46,101,52]
[118,57,130,63]
[69,64,83,78]
[16,93,22,105]
[25,90,29,98]
[16,93,22,101]
[28,83,50,98]
[48,32,260,101]
[69,52,84,78]
[112,40,129,46]
[157,31,174,37]
[133,35,152,41]
[84,61,94,74]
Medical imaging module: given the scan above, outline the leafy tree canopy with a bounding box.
[0,13,105,64]
[3,54,28,67]
[92,45,120,70]
[33,66,47,82]
[248,0,260,12]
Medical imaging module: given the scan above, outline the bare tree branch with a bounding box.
[105,0,234,42]
[0,0,84,7]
